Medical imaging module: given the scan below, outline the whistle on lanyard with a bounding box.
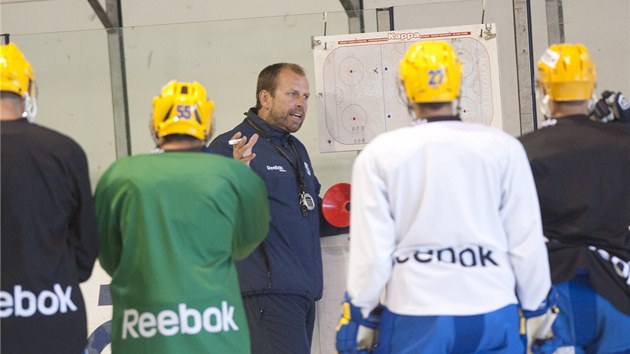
[300,191,316,217]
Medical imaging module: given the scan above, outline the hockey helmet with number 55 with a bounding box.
[399,40,462,103]
[537,43,596,101]
[151,80,214,141]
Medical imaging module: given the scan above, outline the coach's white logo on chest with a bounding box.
[266,165,287,173]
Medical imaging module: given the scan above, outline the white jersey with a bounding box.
[348,119,551,316]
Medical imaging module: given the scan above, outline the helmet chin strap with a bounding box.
[149,120,160,147]
[406,102,416,120]
[539,94,559,127]
[397,80,416,121]
[22,93,37,122]
[540,94,551,120]
[452,97,461,116]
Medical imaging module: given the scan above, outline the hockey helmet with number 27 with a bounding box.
[151,80,214,141]
[399,40,462,103]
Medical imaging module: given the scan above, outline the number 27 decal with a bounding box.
[428,68,445,86]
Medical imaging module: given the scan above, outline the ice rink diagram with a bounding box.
[313,24,502,152]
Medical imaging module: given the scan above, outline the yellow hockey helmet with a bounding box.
[0,41,37,120]
[537,43,596,101]
[151,80,214,141]
[399,40,462,103]
[0,42,35,98]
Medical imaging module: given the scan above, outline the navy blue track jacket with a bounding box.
[210,109,346,301]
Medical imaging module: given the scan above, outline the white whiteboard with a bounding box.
[313,24,502,152]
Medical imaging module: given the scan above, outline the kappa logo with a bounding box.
[0,284,78,318]
[266,165,287,173]
[388,32,420,41]
[122,301,239,339]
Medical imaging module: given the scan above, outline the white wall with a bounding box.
[0,0,346,33]
[1,0,356,189]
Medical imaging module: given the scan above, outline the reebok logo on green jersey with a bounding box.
[122,301,239,339]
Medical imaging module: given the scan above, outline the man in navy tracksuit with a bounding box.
[209,63,347,354]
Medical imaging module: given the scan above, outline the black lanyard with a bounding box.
[246,118,311,217]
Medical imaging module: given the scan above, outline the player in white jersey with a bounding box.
[336,40,561,353]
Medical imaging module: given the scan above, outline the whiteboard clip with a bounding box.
[481,23,496,40]
[311,36,321,49]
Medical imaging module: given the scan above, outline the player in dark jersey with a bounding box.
[1,35,99,354]
[519,43,630,353]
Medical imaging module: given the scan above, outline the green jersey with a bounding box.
[95,151,269,353]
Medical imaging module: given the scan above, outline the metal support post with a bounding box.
[87,0,131,157]
[513,0,538,133]
[545,0,565,45]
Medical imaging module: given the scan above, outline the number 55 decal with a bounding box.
[176,105,192,119]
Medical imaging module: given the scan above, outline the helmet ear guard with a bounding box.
[0,40,38,121]
[23,91,37,122]
[150,80,214,144]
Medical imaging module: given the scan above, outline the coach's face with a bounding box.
[259,68,310,133]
